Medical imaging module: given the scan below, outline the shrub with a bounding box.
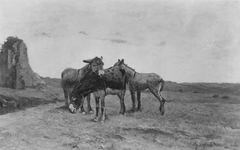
[213,94,219,98]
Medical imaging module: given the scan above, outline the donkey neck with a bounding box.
[79,64,91,77]
[122,64,136,78]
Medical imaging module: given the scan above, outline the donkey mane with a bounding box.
[78,63,89,74]
[123,63,136,72]
[105,66,113,70]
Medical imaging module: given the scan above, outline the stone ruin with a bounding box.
[0,36,46,90]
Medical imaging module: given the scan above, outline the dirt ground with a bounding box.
[0,91,240,150]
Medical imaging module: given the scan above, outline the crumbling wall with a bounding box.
[0,36,46,89]
[0,37,19,88]
[0,49,7,86]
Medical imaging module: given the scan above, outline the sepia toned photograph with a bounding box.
[0,0,240,149]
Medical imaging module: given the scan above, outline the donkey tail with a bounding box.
[159,78,165,92]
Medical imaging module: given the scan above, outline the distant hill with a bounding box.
[165,81,240,95]
[41,77,240,96]
[41,77,61,88]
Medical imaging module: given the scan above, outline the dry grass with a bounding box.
[78,90,240,149]
[0,86,240,149]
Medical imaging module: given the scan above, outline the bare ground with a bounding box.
[0,91,240,150]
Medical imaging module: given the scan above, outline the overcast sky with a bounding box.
[0,0,240,83]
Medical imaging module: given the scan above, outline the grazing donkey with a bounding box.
[61,56,104,113]
[71,65,127,122]
[114,59,166,115]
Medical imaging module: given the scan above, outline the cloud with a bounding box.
[1,0,240,82]
[94,37,131,45]
[35,32,51,37]
[157,41,167,47]
[109,39,127,44]
[79,31,88,36]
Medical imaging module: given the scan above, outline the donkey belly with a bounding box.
[106,88,122,95]
[105,80,125,90]
[130,81,149,91]
[104,67,126,90]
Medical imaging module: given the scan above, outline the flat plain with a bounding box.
[1,81,240,150]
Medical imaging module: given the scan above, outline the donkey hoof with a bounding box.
[127,109,135,113]
[93,118,98,122]
[120,112,126,116]
[101,117,107,123]
[119,112,124,115]
[81,111,86,115]
[72,109,77,114]
[105,115,109,120]
[89,110,94,114]
[69,108,77,114]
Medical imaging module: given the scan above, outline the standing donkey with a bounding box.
[114,59,166,115]
[61,56,104,113]
[92,66,127,122]
[71,65,127,122]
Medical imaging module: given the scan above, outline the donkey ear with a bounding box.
[100,56,103,60]
[118,59,120,62]
[119,59,124,64]
[83,58,93,63]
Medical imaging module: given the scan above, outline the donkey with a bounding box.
[70,65,127,122]
[61,56,104,113]
[92,66,127,121]
[61,68,92,114]
[114,59,166,115]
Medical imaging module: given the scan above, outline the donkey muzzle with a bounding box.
[98,70,105,76]
[69,104,77,114]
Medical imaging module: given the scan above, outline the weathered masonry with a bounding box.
[0,37,46,89]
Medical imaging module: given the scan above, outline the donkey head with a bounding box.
[83,56,105,76]
[113,59,124,68]
[114,59,136,78]
[69,95,84,114]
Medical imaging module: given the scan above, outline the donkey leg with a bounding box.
[122,90,126,114]
[63,89,69,107]
[94,97,100,122]
[157,81,166,115]
[65,95,69,107]
[160,96,166,115]
[86,94,93,114]
[136,91,142,112]
[80,97,86,114]
[100,96,106,123]
[95,90,106,122]
[118,90,126,115]
[147,83,165,115]
[130,89,136,112]
[117,94,124,115]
